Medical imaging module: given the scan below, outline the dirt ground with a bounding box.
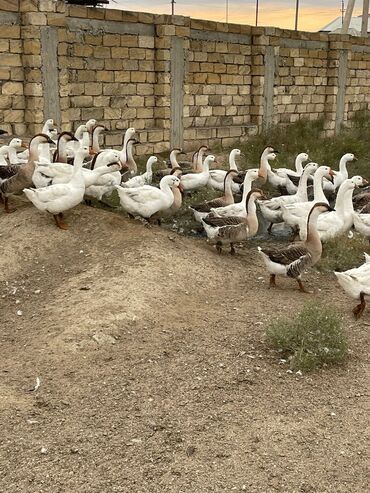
[0,199,369,493]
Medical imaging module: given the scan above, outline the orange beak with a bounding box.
[362,178,369,185]
[21,143,28,149]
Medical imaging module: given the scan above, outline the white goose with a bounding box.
[23,146,88,229]
[353,212,370,241]
[46,149,122,188]
[207,149,242,193]
[180,155,215,192]
[208,168,261,218]
[121,156,157,188]
[259,162,318,232]
[322,153,357,193]
[299,176,367,242]
[276,153,310,194]
[281,166,334,229]
[115,174,180,219]
[335,253,370,318]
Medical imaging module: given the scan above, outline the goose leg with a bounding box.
[53,212,68,230]
[4,197,16,213]
[216,242,223,254]
[353,293,366,319]
[267,222,274,234]
[230,243,236,255]
[269,274,277,288]
[297,279,312,294]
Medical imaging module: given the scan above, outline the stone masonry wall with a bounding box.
[1,1,370,154]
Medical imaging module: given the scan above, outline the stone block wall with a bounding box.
[1,1,370,154]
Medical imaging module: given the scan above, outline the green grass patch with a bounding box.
[266,302,348,372]
[318,233,370,272]
[238,110,370,180]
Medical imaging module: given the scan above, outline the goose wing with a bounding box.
[203,214,244,227]
[120,186,162,204]
[0,164,18,181]
[28,184,73,203]
[192,197,226,213]
[260,242,309,266]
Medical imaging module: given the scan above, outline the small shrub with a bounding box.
[318,233,369,272]
[266,302,347,372]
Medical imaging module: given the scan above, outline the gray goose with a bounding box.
[0,133,54,213]
[190,169,238,222]
[258,202,332,293]
[201,189,265,255]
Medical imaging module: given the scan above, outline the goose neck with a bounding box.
[295,156,304,174]
[306,208,323,252]
[229,151,238,171]
[313,170,328,203]
[223,173,235,202]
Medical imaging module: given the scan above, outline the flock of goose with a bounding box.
[1,119,370,318]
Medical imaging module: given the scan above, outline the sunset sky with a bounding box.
[111,0,364,32]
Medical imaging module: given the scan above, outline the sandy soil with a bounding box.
[0,199,369,492]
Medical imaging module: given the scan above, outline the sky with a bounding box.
[110,1,364,32]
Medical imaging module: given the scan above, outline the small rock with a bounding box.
[34,289,41,294]
[16,310,22,316]
[92,333,116,345]
[186,445,196,457]
[40,447,48,454]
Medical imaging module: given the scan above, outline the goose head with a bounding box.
[146,156,158,169]
[30,133,55,146]
[59,131,78,143]
[317,165,335,183]
[75,124,88,139]
[86,119,97,132]
[351,175,368,188]
[203,155,216,167]
[304,162,318,174]
[161,174,181,188]
[78,145,90,160]
[246,188,267,212]
[230,148,241,158]
[342,152,357,163]
[93,124,108,134]
[125,127,136,140]
[246,168,260,181]
[297,152,309,162]
[9,138,26,150]
[100,150,121,167]
[44,118,54,127]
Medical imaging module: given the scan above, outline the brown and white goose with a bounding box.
[91,125,107,155]
[0,133,54,213]
[201,189,265,255]
[190,169,238,222]
[258,202,332,293]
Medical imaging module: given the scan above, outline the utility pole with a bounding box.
[341,0,356,33]
[171,0,175,16]
[294,0,299,30]
[362,0,369,36]
[341,0,345,25]
[255,0,259,26]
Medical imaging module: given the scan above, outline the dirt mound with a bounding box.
[0,201,369,492]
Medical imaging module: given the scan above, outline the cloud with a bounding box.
[110,0,363,31]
